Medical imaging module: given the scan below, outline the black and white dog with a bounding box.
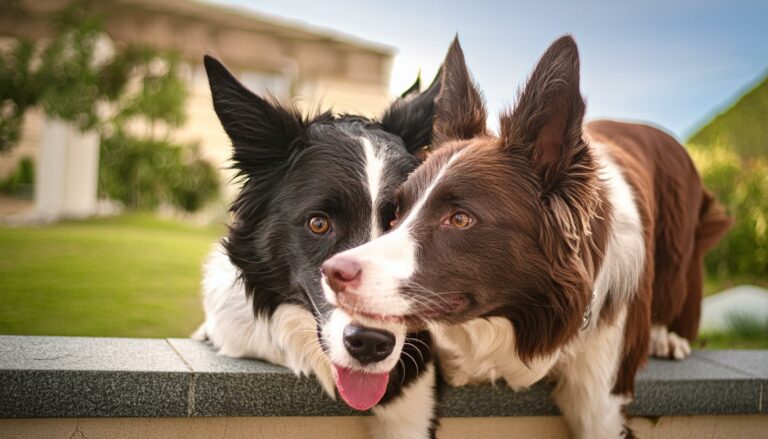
[194,55,443,438]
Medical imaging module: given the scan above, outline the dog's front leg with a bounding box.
[551,313,630,439]
[370,362,438,439]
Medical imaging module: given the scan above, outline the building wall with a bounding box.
[0,0,395,194]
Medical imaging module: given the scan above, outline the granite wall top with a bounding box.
[0,336,765,418]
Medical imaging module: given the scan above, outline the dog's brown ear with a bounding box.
[500,37,599,362]
[433,36,487,145]
[500,35,586,185]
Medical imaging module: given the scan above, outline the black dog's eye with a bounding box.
[308,215,331,235]
[390,205,400,228]
[379,201,398,231]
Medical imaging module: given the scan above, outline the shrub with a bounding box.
[688,144,768,278]
[0,156,34,197]
[1,1,221,213]
[100,132,219,212]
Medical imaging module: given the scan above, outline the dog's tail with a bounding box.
[695,188,732,252]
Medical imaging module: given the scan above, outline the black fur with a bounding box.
[382,67,442,155]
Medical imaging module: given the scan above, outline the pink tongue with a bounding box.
[334,365,390,411]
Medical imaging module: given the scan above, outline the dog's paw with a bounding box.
[649,325,691,360]
[191,323,209,341]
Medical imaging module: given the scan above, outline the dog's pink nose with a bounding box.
[323,256,362,293]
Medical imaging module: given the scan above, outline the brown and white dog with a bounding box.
[320,36,732,437]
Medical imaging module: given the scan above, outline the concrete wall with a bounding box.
[1,415,766,439]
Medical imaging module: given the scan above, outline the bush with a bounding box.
[2,2,221,213]
[100,132,219,212]
[688,144,768,278]
[0,156,34,197]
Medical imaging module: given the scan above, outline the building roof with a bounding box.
[119,0,395,56]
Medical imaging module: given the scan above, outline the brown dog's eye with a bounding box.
[447,211,473,228]
[308,215,331,235]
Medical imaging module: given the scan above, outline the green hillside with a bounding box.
[688,73,768,157]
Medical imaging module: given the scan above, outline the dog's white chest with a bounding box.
[432,318,558,390]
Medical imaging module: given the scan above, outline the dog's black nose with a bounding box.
[343,325,395,365]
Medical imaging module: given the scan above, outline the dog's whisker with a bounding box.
[403,341,425,363]
[406,336,432,354]
[400,349,420,377]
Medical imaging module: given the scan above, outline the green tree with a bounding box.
[0,1,219,212]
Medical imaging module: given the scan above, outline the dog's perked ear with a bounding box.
[500,35,587,188]
[432,36,487,145]
[381,67,442,156]
[399,72,422,98]
[498,36,600,362]
[203,55,305,179]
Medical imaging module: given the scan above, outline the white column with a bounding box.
[35,117,100,221]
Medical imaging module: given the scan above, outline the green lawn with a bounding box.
[0,214,223,338]
[1,214,765,350]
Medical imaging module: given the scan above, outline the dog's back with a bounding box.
[586,120,731,366]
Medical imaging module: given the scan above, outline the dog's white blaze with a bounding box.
[197,245,335,396]
[361,136,385,239]
[587,140,646,327]
[323,307,406,374]
[370,364,436,439]
[399,150,464,231]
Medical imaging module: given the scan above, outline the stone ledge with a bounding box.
[0,336,766,418]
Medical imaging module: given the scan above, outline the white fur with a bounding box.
[430,318,556,389]
[361,136,385,238]
[649,324,691,359]
[586,140,646,330]
[370,364,437,439]
[553,310,630,439]
[196,245,335,397]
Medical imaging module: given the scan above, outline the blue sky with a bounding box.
[210,0,768,139]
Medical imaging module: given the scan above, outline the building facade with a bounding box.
[0,0,395,198]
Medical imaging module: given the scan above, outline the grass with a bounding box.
[697,314,768,349]
[704,275,768,297]
[0,214,223,338]
[0,213,765,350]
[699,276,768,348]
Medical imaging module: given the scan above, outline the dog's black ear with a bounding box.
[400,72,422,98]
[500,35,586,182]
[381,68,442,156]
[204,55,304,177]
[433,36,487,145]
